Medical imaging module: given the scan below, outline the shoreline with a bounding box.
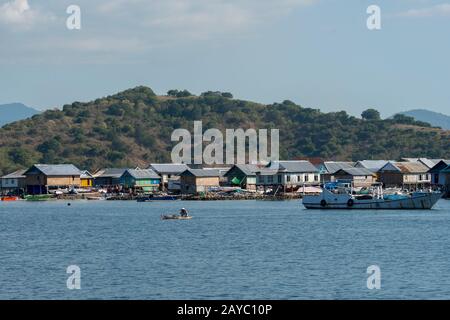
[2,193,309,202]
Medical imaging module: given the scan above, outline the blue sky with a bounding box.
[1,0,450,118]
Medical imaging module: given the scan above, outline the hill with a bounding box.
[0,86,449,175]
[0,103,40,127]
[396,109,450,130]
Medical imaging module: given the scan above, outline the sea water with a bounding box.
[1,199,450,300]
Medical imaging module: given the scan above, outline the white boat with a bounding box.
[303,182,443,210]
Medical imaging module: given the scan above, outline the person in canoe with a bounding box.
[180,208,189,217]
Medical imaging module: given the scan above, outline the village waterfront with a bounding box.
[1,199,450,300]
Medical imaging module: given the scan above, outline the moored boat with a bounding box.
[86,196,105,201]
[303,182,443,210]
[24,195,54,201]
[1,196,19,201]
[137,195,181,202]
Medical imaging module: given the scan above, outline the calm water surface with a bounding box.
[1,199,450,300]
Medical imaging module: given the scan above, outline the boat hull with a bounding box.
[303,190,443,210]
[161,215,192,220]
[138,195,181,202]
[1,196,19,202]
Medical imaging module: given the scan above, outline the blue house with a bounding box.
[120,169,161,192]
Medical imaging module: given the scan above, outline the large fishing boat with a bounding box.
[302,182,443,210]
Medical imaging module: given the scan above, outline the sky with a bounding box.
[1,0,450,118]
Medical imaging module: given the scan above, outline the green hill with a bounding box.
[0,86,449,175]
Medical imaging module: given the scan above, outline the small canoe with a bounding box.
[25,195,54,201]
[1,196,19,201]
[161,215,192,220]
[138,195,181,202]
[86,197,105,201]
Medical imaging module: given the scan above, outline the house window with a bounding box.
[305,175,309,182]
[286,175,291,182]
[268,175,273,183]
[278,175,282,184]
[314,175,319,182]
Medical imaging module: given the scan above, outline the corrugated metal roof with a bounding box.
[203,168,229,177]
[335,167,374,176]
[355,160,390,172]
[323,162,354,174]
[402,158,420,162]
[26,164,81,176]
[94,168,128,178]
[269,161,319,173]
[419,158,444,168]
[403,158,442,168]
[124,169,160,180]
[1,169,26,179]
[181,169,221,177]
[80,170,93,179]
[257,168,279,176]
[428,160,450,172]
[233,164,260,176]
[149,163,190,175]
[383,162,429,173]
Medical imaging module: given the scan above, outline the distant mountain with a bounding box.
[397,109,450,130]
[0,103,40,127]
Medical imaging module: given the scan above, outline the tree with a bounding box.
[362,109,381,121]
[106,104,125,117]
[37,138,61,154]
[201,91,222,97]
[221,92,233,99]
[392,114,415,124]
[168,89,193,98]
[8,147,31,166]
[176,90,192,98]
[167,90,180,97]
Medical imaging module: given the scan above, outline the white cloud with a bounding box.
[398,3,450,18]
[0,0,34,25]
[0,0,317,63]
[0,0,53,28]
[97,0,317,39]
